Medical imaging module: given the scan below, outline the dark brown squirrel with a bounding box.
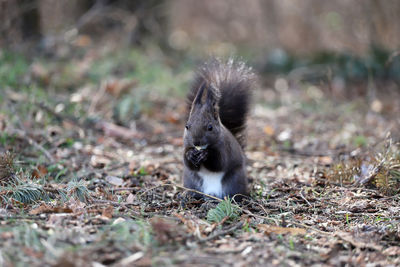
[183,58,255,200]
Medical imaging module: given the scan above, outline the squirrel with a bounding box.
[183,58,255,200]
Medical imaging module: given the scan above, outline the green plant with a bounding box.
[289,238,295,250]
[345,213,350,225]
[66,178,91,202]
[353,135,368,147]
[207,197,239,223]
[1,180,49,204]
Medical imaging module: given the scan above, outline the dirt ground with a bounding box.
[1,51,400,266]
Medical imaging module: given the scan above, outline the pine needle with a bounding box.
[207,197,239,223]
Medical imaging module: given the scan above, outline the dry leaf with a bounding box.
[101,205,114,219]
[106,176,124,186]
[166,113,180,124]
[126,193,135,204]
[263,125,275,136]
[30,204,73,215]
[257,224,306,235]
[318,156,333,165]
[32,165,48,179]
[90,155,111,169]
[96,121,143,139]
[105,78,136,97]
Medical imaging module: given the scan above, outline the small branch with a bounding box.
[300,190,313,207]
[91,199,134,206]
[108,187,137,192]
[208,216,230,233]
[198,221,244,243]
[138,183,223,202]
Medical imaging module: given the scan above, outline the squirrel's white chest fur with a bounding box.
[197,166,225,197]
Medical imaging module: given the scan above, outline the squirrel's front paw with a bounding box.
[196,149,208,163]
[185,148,207,169]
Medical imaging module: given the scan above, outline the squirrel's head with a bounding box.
[184,82,222,149]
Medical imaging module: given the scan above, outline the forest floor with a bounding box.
[1,47,400,266]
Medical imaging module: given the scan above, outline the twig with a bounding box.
[109,187,137,192]
[299,190,313,207]
[42,186,63,193]
[91,199,137,206]
[209,216,230,233]
[138,183,223,202]
[198,221,244,243]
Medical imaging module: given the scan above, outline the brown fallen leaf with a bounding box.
[29,203,73,215]
[96,121,143,140]
[101,205,114,219]
[106,175,124,186]
[90,155,111,169]
[318,156,333,165]
[32,165,48,179]
[257,224,307,235]
[105,78,137,97]
[263,125,275,136]
[165,112,180,124]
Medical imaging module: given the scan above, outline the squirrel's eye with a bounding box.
[185,124,190,130]
[207,123,213,131]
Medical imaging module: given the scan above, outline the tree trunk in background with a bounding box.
[38,0,88,37]
[0,0,23,48]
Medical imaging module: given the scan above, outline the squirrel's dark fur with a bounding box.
[183,58,255,200]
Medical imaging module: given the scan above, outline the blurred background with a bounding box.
[1,0,400,131]
[3,0,400,53]
[2,0,400,84]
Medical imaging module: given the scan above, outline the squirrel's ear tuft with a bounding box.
[191,81,220,119]
[193,82,207,105]
[207,87,220,120]
[212,101,219,120]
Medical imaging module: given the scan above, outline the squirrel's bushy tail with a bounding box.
[187,58,255,146]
